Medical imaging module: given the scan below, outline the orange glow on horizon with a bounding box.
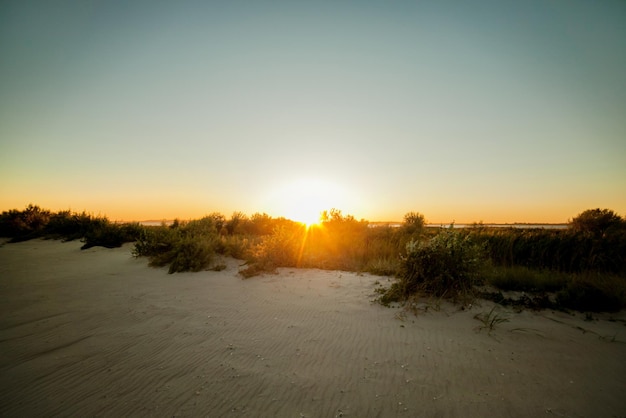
[1,191,623,225]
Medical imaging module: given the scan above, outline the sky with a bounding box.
[1,0,625,223]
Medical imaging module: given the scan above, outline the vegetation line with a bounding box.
[1,205,625,312]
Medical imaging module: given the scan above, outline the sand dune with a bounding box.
[0,239,625,417]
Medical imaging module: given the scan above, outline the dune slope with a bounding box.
[0,239,624,417]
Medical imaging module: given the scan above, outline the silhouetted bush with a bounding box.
[401,211,426,237]
[569,208,625,238]
[44,210,98,241]
[0,204,51,241]
[0,205,141,248]
[81,222,143,249]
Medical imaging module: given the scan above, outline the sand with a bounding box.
[0,239,625,417]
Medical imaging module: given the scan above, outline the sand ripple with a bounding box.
[1,240,625,417]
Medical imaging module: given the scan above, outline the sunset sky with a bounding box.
[1,1,625,223]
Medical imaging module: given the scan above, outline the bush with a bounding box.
[380,228,486,303]
[225,212,247,235]
[401,211,426,236]
[167,235,218,273]
[0,204,51,241]
[133,225,178,258]
[44,210,96,241]
[569,208,625,238]
[0,205,143,248]
[240,224,304,276]
[132,216,221,273]
[81,222,143,249]
[220,235,251,259]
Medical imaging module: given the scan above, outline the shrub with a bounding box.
[81,221,143,249]
[240,224,304,276]
[132,216,221,273]
[245,213,275,235]
[401,211,426,236]
[225,212,247,235]
[167,235,219,273]
[569,208,625,238]
[0,204,51,241]
[220,235,251,259]
[133,225,178,258]
[44,210,97,241]
[381,227,485,302]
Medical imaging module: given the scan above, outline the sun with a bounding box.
[290,205,323,227]
[274,179,339,227]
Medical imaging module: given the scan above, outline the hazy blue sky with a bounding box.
[1,0,625,222]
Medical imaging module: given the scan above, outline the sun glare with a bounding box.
[274,179,340,227]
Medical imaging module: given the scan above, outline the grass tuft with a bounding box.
[474,305,510,334]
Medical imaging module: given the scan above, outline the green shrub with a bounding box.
[240,224,304,276]
[381,228,485,302]
[132,216,221,273]
[133,226,178,258]
[167,235,218,273]
[225,212,247,235]
[245,213,275,235]
[220,235,251,259]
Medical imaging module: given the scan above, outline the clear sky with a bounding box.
[1,0,625,223]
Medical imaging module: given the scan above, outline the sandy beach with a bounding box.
[0,239,624,417]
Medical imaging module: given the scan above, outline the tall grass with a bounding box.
[468,226,626,274]
[483,265,569,293]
